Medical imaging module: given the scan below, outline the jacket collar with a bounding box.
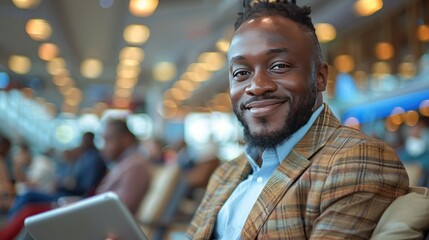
[241,104,340,238]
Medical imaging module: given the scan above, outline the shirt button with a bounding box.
[256,177,263,183]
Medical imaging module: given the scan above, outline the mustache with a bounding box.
[240,94,290,110]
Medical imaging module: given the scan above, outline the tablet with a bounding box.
[24,192,148,240]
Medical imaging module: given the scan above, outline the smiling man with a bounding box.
[187,0,409,239]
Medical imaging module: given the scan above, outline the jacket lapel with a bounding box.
[196,155,252,238]
[241,105,340,239]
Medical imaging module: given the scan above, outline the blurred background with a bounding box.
[0,0,429,238]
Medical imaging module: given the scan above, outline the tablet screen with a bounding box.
[24,192,148,240]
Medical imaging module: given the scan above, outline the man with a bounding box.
[96,118,151,214]
[187,0,409,239]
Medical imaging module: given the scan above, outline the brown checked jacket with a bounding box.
[187,104,409,239]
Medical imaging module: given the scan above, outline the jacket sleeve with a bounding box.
[310,140,409,239]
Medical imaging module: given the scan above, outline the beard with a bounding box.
[234,88,317,149]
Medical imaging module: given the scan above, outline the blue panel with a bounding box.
[341,88,429,123]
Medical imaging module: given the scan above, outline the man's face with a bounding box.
[102,125,123,161]
[228,15,323,149]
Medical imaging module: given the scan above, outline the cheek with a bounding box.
[229,83,245,106]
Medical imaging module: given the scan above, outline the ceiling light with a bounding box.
[175,80,198,91]
[81,58,103,79]
[115,88,133,98]
[374,42,394,60]
[372,62,391,76]
[38,43,59,61]
[116,78,137,89]
[420,100,429,117]
[315,23,336,43]
[216,39,230,53]
[8,55,31,74]
[354,0,383,16]
[117,64,141,79]
[198,52,226,71]
[26,19,52,41]
[153,61,176,82]
[187,63,212,82]
[47,57,66,76]
[333,55,355,73]
[119,47,144,62]
[129,0,159,17]
[113,97,131,109]
[417,25,429,42]
[123,24,150,45]
[12,0,40,9]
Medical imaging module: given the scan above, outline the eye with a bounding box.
[233,69,251,78]
[269,62,291,72]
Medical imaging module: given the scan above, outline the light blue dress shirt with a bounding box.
[214,104,324,240]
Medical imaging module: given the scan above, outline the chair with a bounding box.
[371,186,429,240]
[135,164,182,240]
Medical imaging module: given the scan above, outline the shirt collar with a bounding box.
[245,104,324,172]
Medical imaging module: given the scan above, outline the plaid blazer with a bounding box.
[187,105,409,239]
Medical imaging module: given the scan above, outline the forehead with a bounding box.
[229,15,312,60]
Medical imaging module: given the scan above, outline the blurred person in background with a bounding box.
[7,132,106,218]
[12,143,33,193]
[0,134,13,212]
[96,118,151,214]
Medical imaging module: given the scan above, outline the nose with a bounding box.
[245,69,277,96]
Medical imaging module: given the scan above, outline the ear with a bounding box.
[316,62,328,92]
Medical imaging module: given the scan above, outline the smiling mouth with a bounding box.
[243,99,288,116]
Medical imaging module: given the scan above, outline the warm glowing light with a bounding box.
[334,55,355,73]
[53,76,71,87]
[187,63,212,82]
[398,62,416,79]
[123,24,150,45]
[216,39,230,52]
[47,57,66,75]
[129,0,159,17]
[64,87,83,103]
[343,117,360,130]
[117,64,141,79]
[420,100,429,117]
[390,107,405,125]
[12,0,41,9]
[354,0,383,16]
[169,88,188,101]
[315,23,337,43]
[80,58,103,79]
[8,55,31,74]
[385,117,399,132]
[417,25,429,42]
[375,42,394,60]
[119,47,144,62]
[198,52,226,71]
[372,62,391,78]
[405,110,419,127]
[38,43,59,61]
[116,78,137,89]
[113,97,131,109]
[115,88,133,98]
[175,80,198,91]
[153,61,177,82]
[26,19,52,41]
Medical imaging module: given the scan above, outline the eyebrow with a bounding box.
[229,48,289,62]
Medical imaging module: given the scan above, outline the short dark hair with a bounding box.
[234,0,322,64]
[106,119,135,138]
